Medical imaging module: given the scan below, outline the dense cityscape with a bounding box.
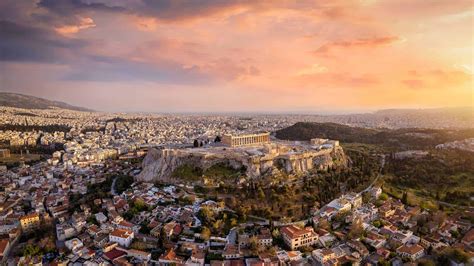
[1,0,473,265]
[0,103,472,265]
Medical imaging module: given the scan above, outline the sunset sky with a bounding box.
[0,0,472,113]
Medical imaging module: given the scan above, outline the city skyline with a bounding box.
[1,0,473,112]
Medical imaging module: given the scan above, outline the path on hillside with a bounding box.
[111,176,118,196]
[360,154,385,194]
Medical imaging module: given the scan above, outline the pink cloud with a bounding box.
[313,36,400,56]
[55,17,96,35]
[1,0,472,111]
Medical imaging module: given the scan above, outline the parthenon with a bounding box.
[222,132,270,147]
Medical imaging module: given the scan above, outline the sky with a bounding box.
[0,0,472,113]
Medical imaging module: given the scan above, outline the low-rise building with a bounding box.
[461,228,474,247]
[223,244,242,259]
[256,228,273,247]
[109,228,134,247]
[312,248,336,264]
[19,213,40,231]
[126,249,151,262]
[369,187,382,199]
[94,212,107,224]
[0,239,11,262]
[159,248,184,265]
[64,238,84,254]
[280,225,318,250]
[343,193,363,209]
[396,244,424,261]
[187,249,205,266]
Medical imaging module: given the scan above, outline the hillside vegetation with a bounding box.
[171,163,245,182]
[0,92,93,111]
[276,122,474,208]
[276,122,474,150]
[384,149,474,207]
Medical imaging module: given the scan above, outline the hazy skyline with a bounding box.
[0,0,472,113]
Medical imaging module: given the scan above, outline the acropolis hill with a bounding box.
[138,134,347,184]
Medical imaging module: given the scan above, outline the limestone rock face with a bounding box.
[137,144,348,183]
[137,148,171,182]
[137,148,246,182]
[312,146,348,170]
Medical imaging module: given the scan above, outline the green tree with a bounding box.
[249,236,258,253]
[198,206,215,226]
[139,223,151,234]
[372,220,382,228]
[438,248,470,264]
[418,259,436,266]
[229,218,238,228]
[200,226,211,241]
[257,187,265,199]
[379,193,388,201]
[348,219,364,240]
[272,229,280,239]
[402,192,408,205]
[318,218,330,230]
[23,244,41,257]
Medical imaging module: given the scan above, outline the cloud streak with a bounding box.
[0,20,89,62]
[0,0,472,112]
[313,36,400,56]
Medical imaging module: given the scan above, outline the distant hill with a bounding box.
[374,107,473,115]
[296,107,474,129]
[0,92,93,112]
[275,122,378,142]
[275,122,474,150]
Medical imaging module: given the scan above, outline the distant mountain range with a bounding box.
[301,107,474,129]
[0,92,93,112]
[373,107,473,115]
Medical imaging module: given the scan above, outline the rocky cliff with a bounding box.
[137,143,348,184]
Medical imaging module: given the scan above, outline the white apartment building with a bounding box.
[109,228,134,247]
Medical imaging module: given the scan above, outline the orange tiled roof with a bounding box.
[397,244,424,255]
[110,228,133,239]
[0,239,9,254]
[280,225,314,239]
[462,228,474,243]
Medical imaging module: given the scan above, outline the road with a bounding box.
[436,200,471,209]
[360,154,385,194]
[360,172,382,194]
[227,228,237,244]
[111,176,118,196]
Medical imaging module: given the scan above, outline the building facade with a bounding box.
[20,213,40,231]
[0,149,10,158]
[222,132,270,147]
[396,244,425,261]
[312,248,336,264]
[0,239,11,261]
[109,228,134,247]
[281,225,318,250]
